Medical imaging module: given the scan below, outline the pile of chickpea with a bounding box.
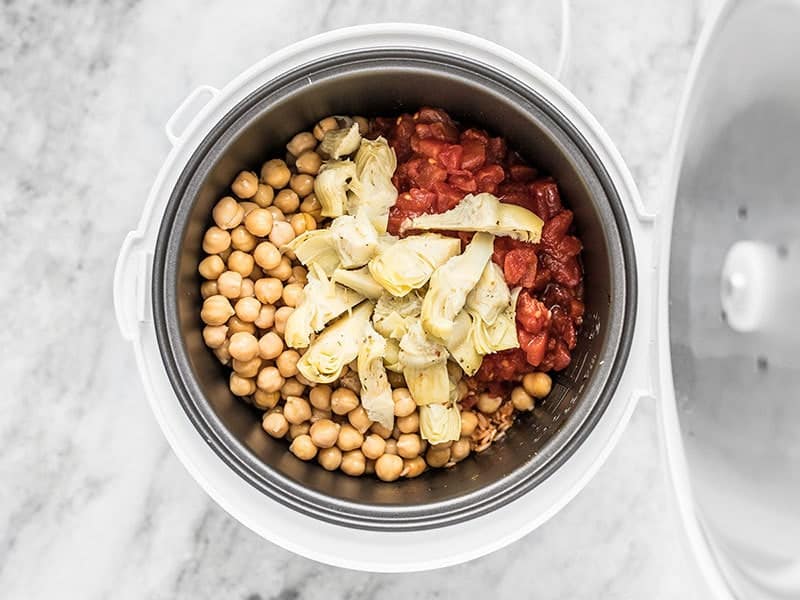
[198,116,554,482]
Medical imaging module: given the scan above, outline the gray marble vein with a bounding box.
[0,0,708,598]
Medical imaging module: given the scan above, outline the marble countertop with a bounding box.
[1,0,713,597]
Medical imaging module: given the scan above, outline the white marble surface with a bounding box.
[0,1,712,598]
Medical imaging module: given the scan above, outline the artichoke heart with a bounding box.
[329,211,378,268]
[383,337,403,373]
[470,287,521,354]
[319,122,362,159]
[284,229,340,276]
[284,264,364,349]
[296,301,374,384]
[399,321,449,406]
[446,310,484,376]
[347,136,398,233]
[331,266,384,300]
[372,291,423,340]
[421,232,495,340]
[466,262,512,325]
[368,233,461,297]
[419,403,462,445]
[357,323,395,430]
[402,192,544,243]
[314,160,357,218]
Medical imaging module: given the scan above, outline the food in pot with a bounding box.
[197,108,582,480]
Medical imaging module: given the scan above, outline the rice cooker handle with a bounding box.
[164,85,221,146]
[113,231,150,341]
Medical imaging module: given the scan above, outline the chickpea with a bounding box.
[273,306,294,336]
[289,174,314,198]
[239,277,255,298]
[202,324,228,350]
[284,395,312,425]
[254,276,282,304]
[369,422,392,439]
[309,419,340,448]
[243,207,273,237]
[217,270,243,298]
[300,193,322,214]
[251,244,279,274]
[392,388,416,417]
[229,372,255,396]
[289,435,317,461]
[276,350,300,378]
[273,189,300,214]
[396,433,422,459]
[253,389,280,410]
[202,226,231,254]
[309,385,332,410]
[522,372,553,399]
[511,386,535,411]
[281,283,304,308]
[228,332,259,362]
[198,255,225,280]
[337,424,364,451]
[402,456,426,478]
[340,449,366,476]
[258,331,283,360]
[375,454,404,482]
[201,295,234,326]
[289,213,310,236]
[257,366,284,393]
[286,131,317,157]
[231,170,258,199]
[252,183,274,208]
[227,315,255,335]
[295,151,322,175]
[260,159,291,189]
[239,201,258,216]
[230,225,257,252]
[313,116,338,141]
[347,406,371,434]
[460,411,479,437]
[211,196,242,229]
[477,392,502,414]
[288,422,310,440]
[331,387,359,415]
[451,438,471,462]
[262,411,289,438]
[254,304,276,329]
[397,411,420,434]
[268,221,296,249]
[387,370,405,388]
[426,445,451,468]
[233,297,260,325]
[361,434,386,460]
[213,341,231,365]
[280,377,306,399]
[266,256,293,281]
[267,205,287,222]
[232,356,262,378]
[384,439,398,455]
[200,280,218,299]
[288,266,308,286]
[317,446,342,471]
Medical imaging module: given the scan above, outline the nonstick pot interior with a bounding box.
[153,49,636,530]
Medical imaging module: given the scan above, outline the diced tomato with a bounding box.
[516,291,550,334]
[519,330,548,367]
[448,173,477,193]
[414,160,448,188]
[556,235,582,258]
[417,107,455,124]
[475,164,505,194]
[475,348,530,382]
[414,137,449,160]
[432,182,464,212]
[510,164,538,182]
[438,144,463,172]
[395,188,436,213]
[460,140,486,171]
[541,210,574,249]
[492,236,513,266]
[529,179,563,220]
[503,247,538,287]
[387,209,406,236]
[460,128,489,144]
[430,121,460,143]
[486,136,507,164]
[550,342,572,371]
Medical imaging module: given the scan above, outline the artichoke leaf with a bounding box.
[284,264,364,349]
[331,266,384,300]
[357,323,394,430]
[469,287,522,355]
[421,232,495,340]
[284,229,340,276]
[319,123,361,159]
[402,192,544,243]
[329,211,379,268]
[314,160,357,218]
[368,233,461,297]
[372,291,423,340]
[399,321,449,406]
[296,301,374,384]
[383,337,404,373]
[466,261,512,325]
[419,403,462,445]
[347,136,398,233]
[446,310,484,376]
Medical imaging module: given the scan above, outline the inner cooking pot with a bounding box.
[153,49,636,530]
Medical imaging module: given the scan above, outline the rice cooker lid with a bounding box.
[659,1,800,597]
